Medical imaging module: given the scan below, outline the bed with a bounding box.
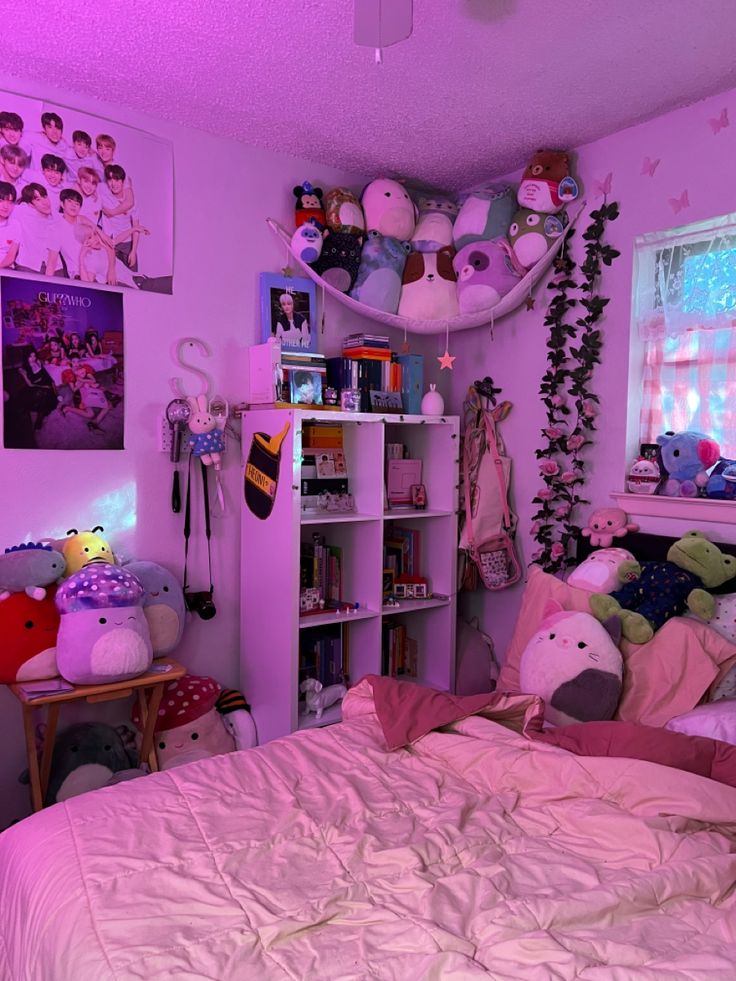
[3,674,736,980]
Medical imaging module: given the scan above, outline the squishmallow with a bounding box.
[517,150,578,214]
[398,248,458,321]
[567,547,636,593]
[453,184,516,251]
[508,209,568,268]
[216,688,258,750]
[350,230,411,313]
[0,588,59,684]
[125,560,186,654]
[55,565,152,685]
[44,722,144,807]
[61,526,115,577]
[311,230,363,292]
[453,239,523,314]
[290,220,323,264]
[411,195,458,252]
[324,187,365,235]
[361,178,416,240]
[519,601,623,727]
[0,542,65,601]
[627,457,662,495]
[293,181,325,229]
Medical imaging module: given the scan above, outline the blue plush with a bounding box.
[656,430,720,498]
[125,560,186,654]
[349,231,411,313]
[453,184,516,252]
[706,459,736,499]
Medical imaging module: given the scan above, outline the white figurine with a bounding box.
[300,678,347,720]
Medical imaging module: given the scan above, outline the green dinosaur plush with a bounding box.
[589,531,736,644]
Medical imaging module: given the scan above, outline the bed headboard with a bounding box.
[575,531,736,595]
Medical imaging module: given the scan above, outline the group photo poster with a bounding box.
[0,90,173,293]
[2,276,124,450]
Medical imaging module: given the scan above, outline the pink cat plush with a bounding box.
[519,601,623,727]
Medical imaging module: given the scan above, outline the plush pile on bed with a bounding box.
[3,677,736,980]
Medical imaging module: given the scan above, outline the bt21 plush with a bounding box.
[656,430,720,497]
[55,565,153,685]
[705,458,736,500]
[452,184,516,252]
[290,220,323,264]
[324,187,365,236]
[0,588,59,683]
[44,722,145,807]
[508,209,568,269]
[567,547,636,593]
[349,230,411,313]
[398,248,459,321]
[293,181,325,229]
[519,601,623,727]
[590,530,736,644]
[411,195,458,252]
[453,239,524,314]
[581,507,639,548]
[125,560,186,654]
[627,456,662,494]
[361,178,416,241]
[216,688,258,750]
[61,526,115,577]
[187,394,225,467]
[517,149,578,214]
[311,230,363,292]
[300,678,348,720]
[0,542,65,601]
[132,674,235,770]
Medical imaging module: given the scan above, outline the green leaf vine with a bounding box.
[531,201,621,574]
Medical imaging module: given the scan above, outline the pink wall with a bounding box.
[448,87,736,663]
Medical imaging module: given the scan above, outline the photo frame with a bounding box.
[411,483,427,510]
[260,273,317,353]
[289,369,323,405]
[369,390,403,413]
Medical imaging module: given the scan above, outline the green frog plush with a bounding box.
[589,530,736,644]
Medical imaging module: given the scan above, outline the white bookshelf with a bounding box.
[240,408,459,744]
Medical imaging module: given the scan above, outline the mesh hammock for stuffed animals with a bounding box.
[267,207,582,336]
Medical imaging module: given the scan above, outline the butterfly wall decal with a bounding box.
[593,172,612,198]
[668,189,690,214]
[708,108,729,134]
[641,156,660,177]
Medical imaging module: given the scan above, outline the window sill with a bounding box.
[611,491,736,523]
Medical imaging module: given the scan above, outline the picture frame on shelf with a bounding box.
[260,272,317,353]
[382,569,395,600]
[369,390,403,414]
[340,388,361,412]
[289,369,323,405]
[411,483,427,509]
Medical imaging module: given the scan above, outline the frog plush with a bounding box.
[590,530,736,644]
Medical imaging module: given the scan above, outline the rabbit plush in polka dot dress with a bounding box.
[187,395,225,467]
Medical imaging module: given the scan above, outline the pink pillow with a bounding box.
[666,701,736,744]
[499,565,736,726]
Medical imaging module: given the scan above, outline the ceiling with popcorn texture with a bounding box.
[1,0,736,189]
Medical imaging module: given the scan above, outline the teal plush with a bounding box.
[453,184,516,252]
[350,231,411,313]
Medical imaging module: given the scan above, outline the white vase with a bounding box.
[421,384,444,416]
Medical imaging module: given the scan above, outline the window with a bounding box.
[633,213,736,457]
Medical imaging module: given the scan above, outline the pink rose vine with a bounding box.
[531,202,621,574]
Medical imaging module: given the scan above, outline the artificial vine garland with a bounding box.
[531,202,621,574]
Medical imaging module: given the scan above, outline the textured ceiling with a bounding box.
[2,0,736,189]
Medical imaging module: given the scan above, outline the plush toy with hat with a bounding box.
[656,430,720,497]
[508,209,568,268]
[349,231,411,314]
[290,220,323,264]
[411,195,458,253]
[398,248,458,320]
[55,565,152,685]
[293,181,325,229]
[590,530,736,644]
[124,560,186,654]
[216,688,258,750]
[519,600,623,727]
[324,187,365,236]
[517,150,578,214]
[361,178,416,240]
[567,547,636,593]
[581,507,639,548]
[453,238,524,314]
[0,542,66,601]
[453,184,516,252]
[311,231,364,293]
[132,674,236,770]
[0,588,59,684]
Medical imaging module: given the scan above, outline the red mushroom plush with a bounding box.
[132,674,235,770]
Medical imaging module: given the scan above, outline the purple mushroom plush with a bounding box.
[55,566,153,685]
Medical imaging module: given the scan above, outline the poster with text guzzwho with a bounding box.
[244,422,290,519]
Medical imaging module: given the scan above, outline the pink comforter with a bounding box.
[3,679,736,980]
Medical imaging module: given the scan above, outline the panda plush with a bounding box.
[293,181,325,229]
[311,230,363,293]
[350,230,411,314]
[398,247,459,321]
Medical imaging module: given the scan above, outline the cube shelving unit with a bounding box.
[241,407,459,744]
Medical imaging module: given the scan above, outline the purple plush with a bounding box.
[453,239,523,314]
[55,565,153,685]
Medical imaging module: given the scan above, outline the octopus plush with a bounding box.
[361,178,416,240]
[517,150,579,214]
[350,230,411,313]
[0,542,66,601]
[0,588,59,684]
[398,248,458,320]
[656,430,720,497]
[293,181,325,229]
[581,507,639,547]
[55,565,153,685]
[311,231,363,292]
[125,560,185,654]
[411,195,458,253]
[508,209,568,268]
[453,239,523,314]
[453,184,516,252]
[519,601,623,727]
[324,187,365,236]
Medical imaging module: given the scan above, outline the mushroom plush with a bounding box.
[133,675,236,770]
[125,560,185,654]
[55,565,153,685]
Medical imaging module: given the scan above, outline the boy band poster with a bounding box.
[0,90,173,294]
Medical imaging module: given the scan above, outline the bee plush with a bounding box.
[293,181,325,229]
[398,247,459,321]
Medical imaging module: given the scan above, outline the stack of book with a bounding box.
[300,534,342,608]
[299,625,347,687]
[381,619,418,678]
[327,333,404,412]
[383,526,422,578]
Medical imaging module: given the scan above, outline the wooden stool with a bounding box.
[10,657,186,812]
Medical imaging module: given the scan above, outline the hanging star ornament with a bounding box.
[438,348,456,370]
[554,257,568,271]
[525,295,536,310]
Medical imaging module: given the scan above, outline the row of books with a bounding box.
[302,422,343,449]
[384,526,422,579]
[299,626,347,687]
[327,356,403,412]
[381,620,418,678]
[300,536,342,606]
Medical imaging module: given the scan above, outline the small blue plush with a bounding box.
[125,560,186,654]
[349,231,411,313]
[706,459,736,499]
[656,430,720,497]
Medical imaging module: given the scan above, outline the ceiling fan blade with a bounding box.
[354,0,413,49]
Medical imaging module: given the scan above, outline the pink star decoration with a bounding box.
[438,348,456,370]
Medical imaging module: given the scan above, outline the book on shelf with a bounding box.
[299,624,345,687]
[300,538,342,605]
[302,422,344,449]
[381,620,418,678]
[397,354,424,415]
[343,333,390,349]
[387,459,422,505]
[383,525,421,579]
[342,347,392,361]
